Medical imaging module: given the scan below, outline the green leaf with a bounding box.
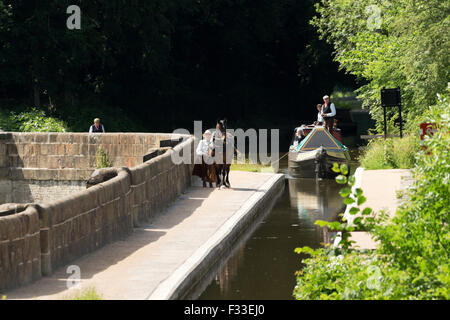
[339,187,351,198]
[349,207,360,215]
[344,197,355,205]
[294,246,316,256]
[348,175,356,186]
[357,195,367,206]
[361,207,373,216]
[336,175,347,184]
[355,188,363,197]
[329,221,342,230]
[339,163,348,175]
[314,220,330,228]
[332,162,340,173]
[353,217,363,225]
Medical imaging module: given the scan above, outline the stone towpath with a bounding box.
[6,171,283,300]
[349,169,413,249]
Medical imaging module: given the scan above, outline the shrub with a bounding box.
[95,146,112,168]
[0,108,68,132]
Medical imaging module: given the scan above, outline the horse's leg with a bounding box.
[216,165,223,188]
[225,165,231,188]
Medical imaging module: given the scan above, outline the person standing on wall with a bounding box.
[321,95,336,132]
[89,118,106,133]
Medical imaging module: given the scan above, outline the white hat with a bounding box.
[323,95,330,100]
[203,130,212,136]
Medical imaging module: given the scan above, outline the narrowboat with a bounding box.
[288,126,350,179]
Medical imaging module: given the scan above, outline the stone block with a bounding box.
[35,134,49,144]
[65,143,79,156]
[24,156,38,168]
[0,132,13,142]
[48,133,58,143]
[39,144,50,156]
[7,143,18,156]
[18,133,35,144]
[39,169,59,180]
[61,156,74,169]
[0,143,6,156]
[55,133,73,144]
[47,156,61,169]
[21,169,37,180]
[88,144,98,156]
[0,156,8,167]
[79,143,88,156]
[57,144,66,155]
[74,156,89,169]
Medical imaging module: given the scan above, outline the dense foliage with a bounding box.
[0,108,68,132]
[294,93,450,299]
[0,0,354,133]
[311,0,449,132]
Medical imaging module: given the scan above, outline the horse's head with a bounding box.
[217,119,227,135]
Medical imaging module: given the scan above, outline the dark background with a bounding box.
[0,0,357,143]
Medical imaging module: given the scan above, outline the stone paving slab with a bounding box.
[350,169,413,250]
[5,171,281,300]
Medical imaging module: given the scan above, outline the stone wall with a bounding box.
[0,133,194,291]
[0,180,86,204]
[0,204,41,291]
[0,132,184,204]
[0,132,177,170]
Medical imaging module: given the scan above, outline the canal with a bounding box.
[198,155,357,300]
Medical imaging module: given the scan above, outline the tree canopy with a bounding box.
[0,0,355,133]
[311,0,450,131]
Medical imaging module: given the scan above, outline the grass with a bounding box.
[64,287,103,300]
[359,135,419,170]
[230,157,275,173]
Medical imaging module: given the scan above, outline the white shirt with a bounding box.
[317,112,324,123]
[322,103,336,118]
[196,139,213,156]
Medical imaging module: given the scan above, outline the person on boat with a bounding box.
[192,130,217,188]
[321,95,336,132]
[314,104,324,126]
[293,128,305,147]
[89,118,105,133]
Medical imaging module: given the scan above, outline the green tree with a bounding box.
[311,0,450,131]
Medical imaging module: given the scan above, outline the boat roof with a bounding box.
[294,126,348,152]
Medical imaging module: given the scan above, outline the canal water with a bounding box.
[198,156,353,300]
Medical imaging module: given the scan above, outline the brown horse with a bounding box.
[212,119,232,188]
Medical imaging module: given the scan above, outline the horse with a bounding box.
[211,119,233,188]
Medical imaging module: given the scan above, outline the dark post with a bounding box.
[381,87,402,140]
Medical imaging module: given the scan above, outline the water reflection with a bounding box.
[198,177,345,300]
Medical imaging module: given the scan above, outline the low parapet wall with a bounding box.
[0,132,182,204]
[0,132,176,170]
[0,204,41,290]
[0,134,194,291]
